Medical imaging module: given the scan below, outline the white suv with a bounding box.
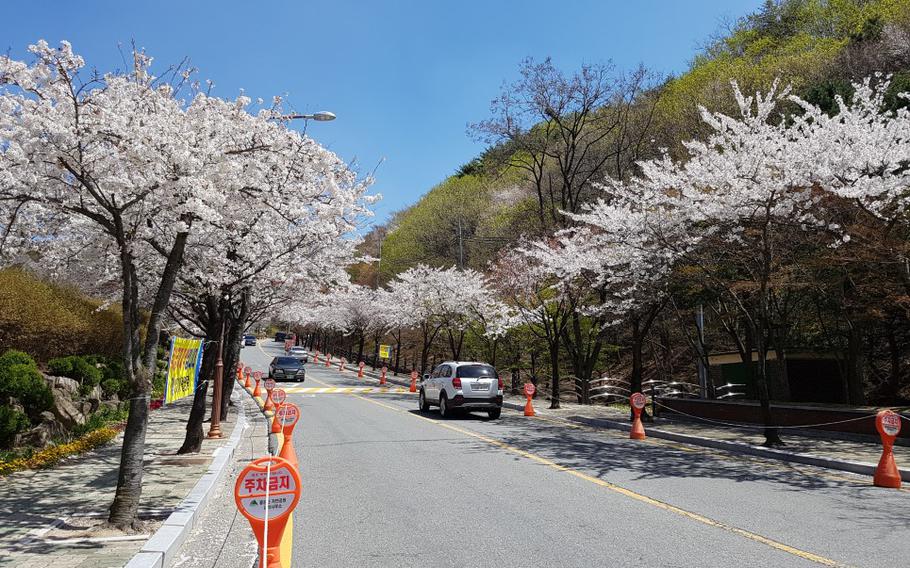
[418,361,503,419]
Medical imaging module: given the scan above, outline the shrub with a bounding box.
[0,406,30,449]
[0,350,37,370]
[47,356,74,377]
[47,355,102,386]
[71,357,102,386]
[0,268,128,362]
[101,378,124,398]
[0,363,53,417]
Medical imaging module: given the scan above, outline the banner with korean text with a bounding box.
[164,337,204,404]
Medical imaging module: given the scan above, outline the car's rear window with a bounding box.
[456,365,496,378]
[274,357,299,365]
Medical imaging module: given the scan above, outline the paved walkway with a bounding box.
[0,391,239,568]
[169,398,268,568]
[502,393,910,468]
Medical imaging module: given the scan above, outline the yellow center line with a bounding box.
[350,393,849,568]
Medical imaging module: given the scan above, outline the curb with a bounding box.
[125,394,248,568]
[502,401,910,482]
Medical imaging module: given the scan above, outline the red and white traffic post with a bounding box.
[263,378,276,412]
[234,456,301,568]
[276,403,301,469]
[630,392,647,440]
[874,409,902,489]
[252,370,263,398]
[524,382,536,416]
[270,389,287,434]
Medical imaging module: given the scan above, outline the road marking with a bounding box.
[353,394,849,568]
[282,387,409,394]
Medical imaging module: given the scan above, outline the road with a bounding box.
[241,341,908,568]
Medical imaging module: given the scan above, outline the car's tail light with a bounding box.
[497,376,504,389]
[452,377,462,389]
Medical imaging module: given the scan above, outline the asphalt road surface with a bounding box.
[241,341,908,568]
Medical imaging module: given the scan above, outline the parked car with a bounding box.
[419,361,503,419]
[274,331,287,342]
[269,356,306,382]
[243,334,257,346]
[287,346,309,362]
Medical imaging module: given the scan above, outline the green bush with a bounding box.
[101,378,124,398]
[47,356,74,377]
[0,363,53,417]
[0,405,30,448]
[0,350,37,370]
[47,355,102,386]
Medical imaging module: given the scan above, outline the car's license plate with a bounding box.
[472,382,487,391]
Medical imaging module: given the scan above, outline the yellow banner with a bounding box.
[165,337,203,404]
[379,344,391,359]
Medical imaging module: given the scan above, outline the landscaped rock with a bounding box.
[87,398,101,413]
[44,375,80,395]
[51,394,85,428]
[17,426,49,448]
[80,401,93,416]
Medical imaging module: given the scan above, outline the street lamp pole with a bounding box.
[207,319,225,438]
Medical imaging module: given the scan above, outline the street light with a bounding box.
[283,111,336,121]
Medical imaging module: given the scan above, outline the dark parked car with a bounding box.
[269,356,306,382]
[274,331,287,342]
[243,335,257,346]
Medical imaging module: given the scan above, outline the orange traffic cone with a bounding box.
[279,434,298,470]
[339,358,346,372]
[524,395,535,416]
[379,366,387,385]
[325,355,331,368]
[314,353,320,364]
[243,371,251,389]
[263,392,275,413]
[271,409,282,433]
[358,362,365,378]
[409,370,417,393]
[252,378,261,398]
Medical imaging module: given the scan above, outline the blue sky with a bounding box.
[2,0,762,226]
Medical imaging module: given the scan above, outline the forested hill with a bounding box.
[352,0,910,283]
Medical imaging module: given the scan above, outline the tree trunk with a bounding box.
[221,291,250,421]
[548,341,560,409]
[845,320,866,406]
[109,230,189,529]
[393,329,402,375]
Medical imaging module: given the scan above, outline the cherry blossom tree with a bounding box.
[0,40,375,526]
[490,247,574,408]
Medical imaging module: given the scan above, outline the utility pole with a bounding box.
[457,219,464,270]
[696,304,707,399]
[376,237,382,289]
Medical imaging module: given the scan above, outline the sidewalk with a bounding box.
[167,399,268,568]
[0,391,241,568]
[501,393,910,480]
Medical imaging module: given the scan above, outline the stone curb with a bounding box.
[124,395,248,568]
[501,400,910,482]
